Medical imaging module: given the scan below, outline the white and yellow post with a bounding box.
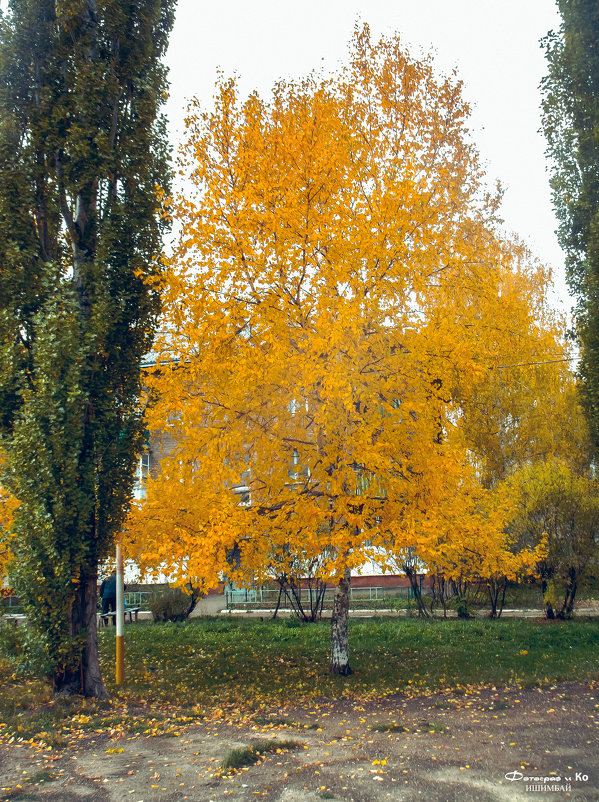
[115,543,124,685]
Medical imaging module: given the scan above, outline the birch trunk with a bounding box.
[330,566,352,676]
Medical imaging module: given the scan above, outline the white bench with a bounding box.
[99,607,141,626]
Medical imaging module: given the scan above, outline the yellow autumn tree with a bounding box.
[125,26,562,674]
[0,457,17,585]
[457,254,581,488]
[479,372,597,618]
[387,242,570,616]
[444,282,584,614]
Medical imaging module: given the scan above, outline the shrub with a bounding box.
[456,598,472,619]
[148,587,194,622]
[0,620,25,661]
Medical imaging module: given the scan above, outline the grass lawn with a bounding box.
[1,616,598,745]
[97,617,599,705]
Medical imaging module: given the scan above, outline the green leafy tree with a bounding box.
[541,0,599,444]
[507,459,599,618]
[0,0,175,697]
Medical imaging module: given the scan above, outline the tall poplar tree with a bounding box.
[0,0,175,696]
[541,0,599,444]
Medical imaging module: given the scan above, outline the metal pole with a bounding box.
[115,543,124,685]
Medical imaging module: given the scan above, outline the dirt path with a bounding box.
[1,682,598,801]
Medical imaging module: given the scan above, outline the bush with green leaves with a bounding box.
[149,587,195,623]
[0,620,24,662]
[508,459,599,618]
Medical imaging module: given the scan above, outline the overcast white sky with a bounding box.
[164,0,569,312]
[0,0,569,310]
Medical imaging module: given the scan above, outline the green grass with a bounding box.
[0,658,185,744]
[350,597,414,610]
[254,737,303,751]
[28,768,57,785]
[416,720,449,733]
[1,616,599,742]
[221,746,260,770]
[0,664,72,746]
[369,719,445,733]
[220,738,302,771]
[96,616,599,705]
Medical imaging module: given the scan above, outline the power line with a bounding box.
[493,357,576,370]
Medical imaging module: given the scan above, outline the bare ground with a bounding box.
[1,681,598,802]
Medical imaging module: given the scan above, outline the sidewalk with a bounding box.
[189,595,599,619]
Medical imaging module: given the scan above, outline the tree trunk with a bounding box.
[564,576,577,617]
[488,577,507,619]
[541,579,556,620]
[497,577,508,619]
[184,581,202,618]
[54,568,108,698]
[272,582,284,620]
[404,565,429,617]
[559,568,577,619]
[330,567,352,676]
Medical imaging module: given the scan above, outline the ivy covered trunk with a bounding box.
[0,0,175,695]
[330,567,352,676]
[57,570,106,698]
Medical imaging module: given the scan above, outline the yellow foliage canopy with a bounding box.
[125,27,565,590]
[0,461,17,584]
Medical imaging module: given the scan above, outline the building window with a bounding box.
[133,451,150,500]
